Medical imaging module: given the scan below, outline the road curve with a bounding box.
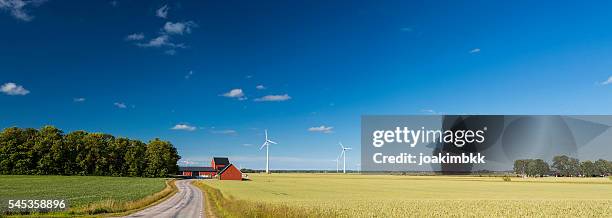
[124,179,204,218]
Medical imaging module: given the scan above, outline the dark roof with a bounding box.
[219,164,233,175]
[178,166,216,172]
[213,157,230,165]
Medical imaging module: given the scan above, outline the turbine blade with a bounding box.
[268,140,277,144]
[345,147,352,150]
[265,129,268,140]
[259,142,267,150]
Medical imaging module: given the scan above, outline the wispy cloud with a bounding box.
[136,35,185,48]
[125,33,144,41]
[601,76,612,85]
[164,49,176,55]
[400,27,413,32]
[185,70,193,79]
[211,129,237,135]
[0,0,46,21]
[256,85,266,90]
[73,97,86,102]
[421,109,436,114]
[114,102,127,108]
[1,82,29,95]
[469,48,481,54]
[171,124,196,131]
[308,125,333,133]
[221,88,246,100]
[254,94,291,102]
[156,4,168,19]
[109,1,118,7]
[163,21,197,35]
[243,143,253,147]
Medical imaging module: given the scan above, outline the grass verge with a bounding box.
[194,181,337,218]
[4,179,177,217]
[88,179,178,216]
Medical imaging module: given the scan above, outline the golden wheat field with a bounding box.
[200,174,612,217]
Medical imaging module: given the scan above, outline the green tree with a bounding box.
[144,139,180,177]
[0,127,24,174]
[0,126,179,177]
[594,159,609,176]
[513,159,528,176]
[125,140,147,177]
[580,160,598,177]
[567,157,580,177]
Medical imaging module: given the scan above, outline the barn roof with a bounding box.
[178,166,216,172]
[218,164,240,175]
[213,157,230,165]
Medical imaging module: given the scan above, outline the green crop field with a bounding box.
[0,175,168,214]
[200,174,612,217]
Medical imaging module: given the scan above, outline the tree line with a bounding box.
[514,155,612,177]
[0,126,180,177]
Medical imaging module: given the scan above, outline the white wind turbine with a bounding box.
[338,142,352,174]
[259,129,277,174]
[335,157,339,173]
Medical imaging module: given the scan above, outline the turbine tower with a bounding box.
[259,129,277,174]
[338,142,352,174]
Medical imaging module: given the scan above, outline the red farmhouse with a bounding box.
[178,157,243,180]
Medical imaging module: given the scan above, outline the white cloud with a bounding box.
[221,88,246,100]
[171,124,196,131]
[1,82,29,95]
[308,125,333,133]
[469,48,481,54]
[163,21,197,35]
[211,129,237,135]
[109,1,118,7]
[601,76,612,85]
[256,85,266,90]
[0,0,45,21]
[156,4,168,19]
[185,70,193,79]
[73,97,86,102]
[254,94,291,102]
[243,143,253,147]
[136,34,185,49]
[125,33,144,41]
[114,102,127,108]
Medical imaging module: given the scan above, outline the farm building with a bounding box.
[178,157,243,180]
[218,164,242,180]
[178,166,217,178]
[212,157,230,170]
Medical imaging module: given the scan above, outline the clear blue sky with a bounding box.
[1,0,611,170]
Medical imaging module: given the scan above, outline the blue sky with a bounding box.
[1,0,612,170]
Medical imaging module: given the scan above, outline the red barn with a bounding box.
[211,157,230,170]
[218,164,242,180]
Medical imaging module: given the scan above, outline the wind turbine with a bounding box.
[338,142,352,174]
[259,129,277,174]
[335,157,340,173]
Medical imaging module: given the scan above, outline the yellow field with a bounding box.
[200,174,612,217]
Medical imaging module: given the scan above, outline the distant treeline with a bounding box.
[0,126,180,177]
[514,155,612,177]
